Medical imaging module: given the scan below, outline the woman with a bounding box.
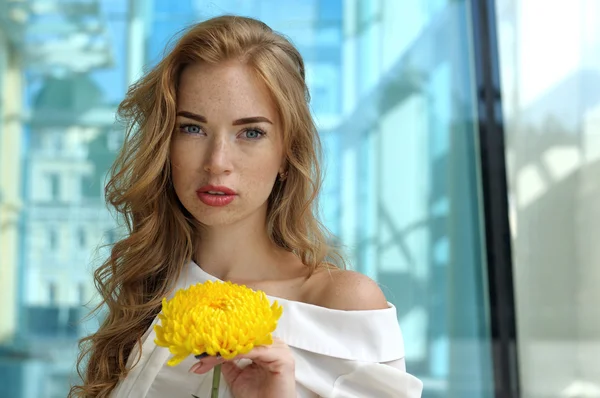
[70,15,423,398]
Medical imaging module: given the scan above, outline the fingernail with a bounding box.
[189,361,203,373]
[195,353,220,360]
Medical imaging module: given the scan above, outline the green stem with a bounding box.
[211,363,222,398]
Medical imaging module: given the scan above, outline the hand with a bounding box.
[190,338,296,398]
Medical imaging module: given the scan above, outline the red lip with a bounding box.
[196,185,237,207]
[196,185,237,195]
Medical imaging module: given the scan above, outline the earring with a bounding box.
[279,171,288,181]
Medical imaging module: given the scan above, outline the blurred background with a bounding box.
[0,0,598,397]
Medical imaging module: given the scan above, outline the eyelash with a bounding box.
[179,124,203,135]
[241,127,267,139]
[178,124,267,140]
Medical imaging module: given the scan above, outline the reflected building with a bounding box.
[0,1,115,397]
[4,75,118,398]
[22,75,117,331]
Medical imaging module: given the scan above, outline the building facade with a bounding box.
[0,1,115,397]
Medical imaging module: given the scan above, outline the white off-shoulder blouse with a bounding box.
[111,261,423,398]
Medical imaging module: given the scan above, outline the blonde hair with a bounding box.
[69,15,343,397]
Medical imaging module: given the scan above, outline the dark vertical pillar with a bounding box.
[469,1,520,397]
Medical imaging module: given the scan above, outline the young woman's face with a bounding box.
[170,61,284,227]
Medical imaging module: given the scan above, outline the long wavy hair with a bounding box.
[69,15,343,397]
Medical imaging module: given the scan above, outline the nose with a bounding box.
[203,136,233,175]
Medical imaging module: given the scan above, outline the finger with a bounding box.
[237,344,283,362]
[235,344,294,372]
[189,356,224,374]
[221,361,243,383]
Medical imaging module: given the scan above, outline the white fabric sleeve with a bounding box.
[382,357,406,372]
[331,362,423,398]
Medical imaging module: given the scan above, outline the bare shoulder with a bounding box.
[306,266,389,311]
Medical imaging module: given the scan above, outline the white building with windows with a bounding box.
[14,75,119,398]
[23,75,118,314]
[1,1,116,396]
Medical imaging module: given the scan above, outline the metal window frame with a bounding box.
[469,0,520,397]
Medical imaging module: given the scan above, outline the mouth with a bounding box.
[196,185,236,207]
[196,185,237,195]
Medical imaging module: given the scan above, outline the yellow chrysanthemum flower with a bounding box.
[154,280,283,366]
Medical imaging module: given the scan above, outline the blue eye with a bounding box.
[243,128,265,139]
[180,124,201,134]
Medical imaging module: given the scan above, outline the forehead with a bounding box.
[177,61,278,122]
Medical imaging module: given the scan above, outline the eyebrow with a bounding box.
[176,111,273,125]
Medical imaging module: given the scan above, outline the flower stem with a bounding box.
[211,363,222,398]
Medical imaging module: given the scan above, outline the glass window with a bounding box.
[0,1,499,397]
[48,282,57,305]
[77,228,86,248]
[77,283,86,306]
[50,133,63,154]
[48,227,58,250]
[48,173,60,201]
[496,0,600,395]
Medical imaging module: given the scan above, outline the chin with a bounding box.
[192,211,240,227]
[180,196,269,228]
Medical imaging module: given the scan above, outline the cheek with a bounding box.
[169,165,185,203]
[170,161,183,189]
[245,164,278,195]
[169,144,193,189]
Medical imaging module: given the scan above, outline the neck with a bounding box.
[193,215,292,282]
